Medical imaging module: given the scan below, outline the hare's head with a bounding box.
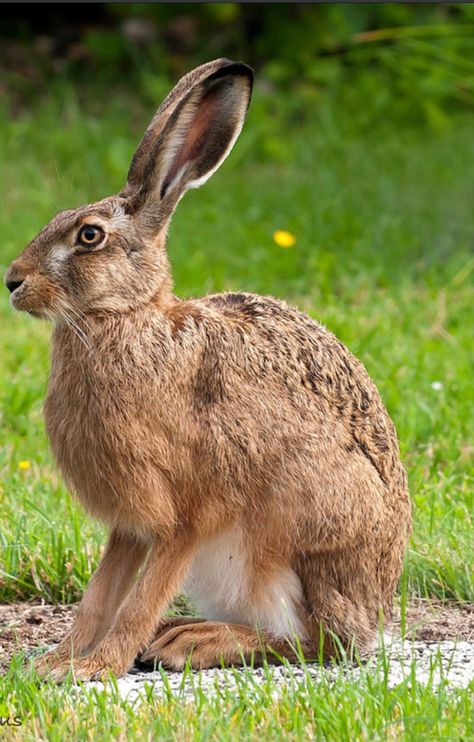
[5,59,253,319]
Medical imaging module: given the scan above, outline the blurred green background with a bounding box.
[3,3,474,123]
[0,3,473,604]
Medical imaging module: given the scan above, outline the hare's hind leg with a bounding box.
[135,615,206,667]
[137,620,313,671]
[295,547,393,658]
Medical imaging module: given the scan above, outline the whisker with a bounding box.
[56,305,93,352]
[65,314,93,352]
[68,305,87,322]
[67,304,93,335]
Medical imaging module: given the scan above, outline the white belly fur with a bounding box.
[183,526,305,638]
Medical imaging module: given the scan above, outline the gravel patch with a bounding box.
[82,639,474,703]
[1,601,473,699]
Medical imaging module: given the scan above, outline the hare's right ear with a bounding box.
[123,58,253,226]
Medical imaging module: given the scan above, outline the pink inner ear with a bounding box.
[163,89,220,192]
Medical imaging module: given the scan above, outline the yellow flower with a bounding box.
[18,460,31,470]
[273,230,296,248]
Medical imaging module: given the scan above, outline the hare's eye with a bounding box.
[78,225,105,247]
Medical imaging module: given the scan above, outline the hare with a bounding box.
[5,59,411,681]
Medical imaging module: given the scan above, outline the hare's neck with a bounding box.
[49,306,173,372]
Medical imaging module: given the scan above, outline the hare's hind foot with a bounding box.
[136,620,310,671]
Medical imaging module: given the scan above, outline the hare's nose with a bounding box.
[6,279,24,294]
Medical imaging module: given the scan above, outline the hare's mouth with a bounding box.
[7,274,65,321]
[9,283,28,310]
[9,286,52,320]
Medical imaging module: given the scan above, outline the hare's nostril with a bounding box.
[6,279,24,294]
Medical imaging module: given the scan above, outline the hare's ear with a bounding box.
[124,59,253,221]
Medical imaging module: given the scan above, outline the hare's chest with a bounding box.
[45,362,124,459]
[44,355,175,528]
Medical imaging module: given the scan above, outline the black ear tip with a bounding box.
[235,61,255,84]
[209,60,254,88]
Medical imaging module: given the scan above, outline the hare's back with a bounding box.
[199,292,402,488]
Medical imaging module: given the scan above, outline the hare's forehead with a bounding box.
[40,209,81,238]
[38,201,129,241]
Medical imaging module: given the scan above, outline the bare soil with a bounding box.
[1,599,473,671]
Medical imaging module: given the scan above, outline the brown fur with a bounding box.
[4,60,411,681]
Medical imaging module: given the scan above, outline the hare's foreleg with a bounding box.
[34,528,148,675]
[136,620,313,671]
[41,538,196,681]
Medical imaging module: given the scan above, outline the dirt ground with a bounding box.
[1,599,473,671]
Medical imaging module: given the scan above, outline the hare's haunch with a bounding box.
[5,59,411,681]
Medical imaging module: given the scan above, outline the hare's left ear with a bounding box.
[124,59,253,221]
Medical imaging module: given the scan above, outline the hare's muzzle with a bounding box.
[4,261,52,318]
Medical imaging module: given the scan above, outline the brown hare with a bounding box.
[5,59,411,681]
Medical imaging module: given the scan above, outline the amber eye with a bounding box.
[77,225,105,247]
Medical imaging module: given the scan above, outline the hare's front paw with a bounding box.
[32,636,92,679]
[33,646,73,679]
[38,648,132,683]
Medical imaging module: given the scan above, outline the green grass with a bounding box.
[1,648,474,741]
[0,78,473,739]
